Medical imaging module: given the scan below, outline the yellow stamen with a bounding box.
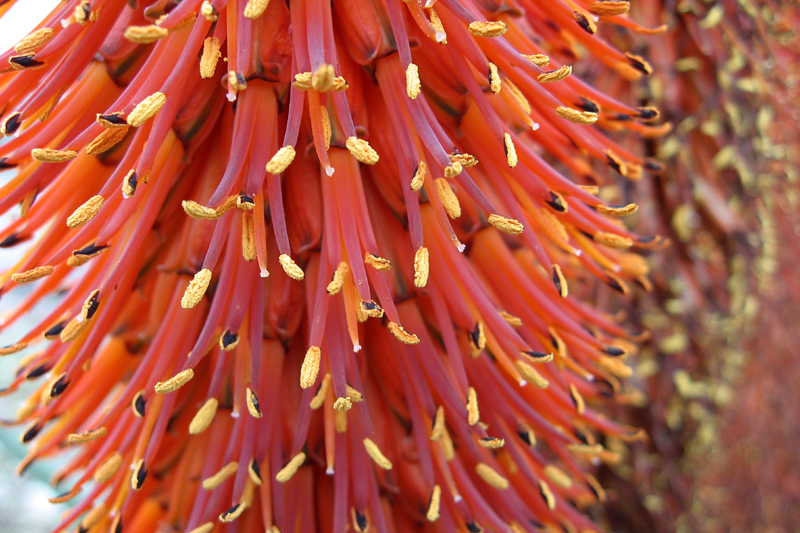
[594,231,634,249]
[388,322,420,344]
[435,178,461,219]
[466,387,479,425]
[202,461,239,489]
[188,523,215,533]
[122,169,137,198]
[131,459,146,490]
[345,384,364,402]
[60,317,89,342]
[246,387,262,418]
[279,254,305,280]
[469,321,486,357]
[426,485,442,521]
[427,8,447,43]
[326,262,349,294]
[430,406,445,441]
[556,106,598,124]
[333,397,352,411]
[321,106,331,150]
[181,269,212,309]
[266,146,296,174]
[300,346,321,389]
[440,426,455,460]
[500,311,522,327]
[364,253,391,271]
[86,127,129,155]
[127,92,167,127]
[11,265,53,283]
[569,383,585,414]
[575,11,597,34]
[82,288,100,319]
[124,25,169,43]
[309,373,332,409]
[363,438,393,470]
[443,161,462,178]
[503,132,518,168]
[15,28,54,55]
[154,368,194,393]
[475,463,509,489]
[586,473,607,502]
[225,72,246,95]
[596,355,633,378]
[200,37,222,78]
[523,54,550,67]
[625,52,653,75]
[293,71,313,90]
[219,502,245,522]
[410,160,427,191]
[449,153,478,167]
[488,62,501,93]
[406,63,421,99]
[200,1,217,20]
[479,437,505,448]
[32,148,77,163]
[275,452,306,482]
[538,65,572,83]
[604,149,628,176]
[514,360,549,388]
[414,246,430,288]
[488,214,524,234]
[544,465,573,489]
[189,398,218,434]
[589,1,630,16]
[79,504,108,531]
[539,480,556,509]
[553,264,568,298]
[67,427,107,444]
[311,63,335,92]
[335,408,348,433]
[67,195,104,228]
[248,458,263,486]
[93,453,122,483]
[468,21,507,37]
[242,214,256,261]
[597,203,639,217]
[346,137,379,165]
[330,76,348,91]
[244,0,270,19]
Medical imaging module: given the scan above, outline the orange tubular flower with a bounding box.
[0,1,666,532]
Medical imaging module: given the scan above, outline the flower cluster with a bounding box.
[0,1,667,531]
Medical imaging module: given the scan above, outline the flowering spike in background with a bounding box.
[0,0,672,531]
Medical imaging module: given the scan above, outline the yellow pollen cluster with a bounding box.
[556,106,599,124]
[15,28,55,55]
[11,265,54,283]
[346,137,380,165]
[181,269,212,309]
[67,195,104,228]
[154,369,194,393]
[124,25,169,44]
[468,21,508,37]
[244,0,270,19]
[488,214,524,234]
[127,92,167,127]
[406,63,421,99]
[32,148,78,163]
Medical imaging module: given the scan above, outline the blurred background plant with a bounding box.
[0,1,798,532]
